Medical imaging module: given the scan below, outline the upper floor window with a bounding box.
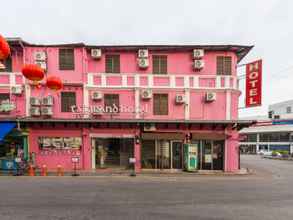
[0,56,12,72]
[0,93,9,103]
[216,56,232,75]
[153,94,168,115]
[286,106,292,113]
[61,92,76,112]
[104,94,120,112]
[105,55,120,73]
[59,49,75,70]
[152,55,167,74]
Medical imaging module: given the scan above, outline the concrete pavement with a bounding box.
[0,155,292,220]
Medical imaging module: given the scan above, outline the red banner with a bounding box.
[245,59,262,107]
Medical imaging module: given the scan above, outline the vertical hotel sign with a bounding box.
[245,60,262,107]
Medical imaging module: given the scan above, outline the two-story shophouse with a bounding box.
[0,38,253,172]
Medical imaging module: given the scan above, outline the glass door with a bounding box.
[202,140,212,170]
[171,141,183,169]
[212,141,224,170]
[156,140,171,169]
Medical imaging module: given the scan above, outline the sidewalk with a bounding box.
[0,168,252,177]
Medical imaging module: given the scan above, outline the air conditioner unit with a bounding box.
[193,60,204,69]
[205,92,216,102]
[141,89,152,99]
[30,107,40,116]
[175,94,185,104]
[42,96,53,106]
[144,123,156,131]
[41,107,53,116]
[138,58,149,68]
[34,51,47,61]
[92,91,103,100]
[138,49,148,58]
[193,49,204,59]
[30,97,41,106]
[11,86,23,95]
[35,60,47,71]
[91,49,102,59]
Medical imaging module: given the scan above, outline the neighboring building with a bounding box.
[240,101,293,154]
[0,38,253,172]
[268,100,293,119]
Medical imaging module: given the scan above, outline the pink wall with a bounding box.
[87,51,238,75]
[25,47,85,83]
[29,126,83,170]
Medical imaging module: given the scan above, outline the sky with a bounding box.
[1,0,292,117]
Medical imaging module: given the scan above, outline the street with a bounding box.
[0,155,293,220]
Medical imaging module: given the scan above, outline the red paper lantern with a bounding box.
[21,64,45,82]
[0,35,10,60]
[46,76,63,91]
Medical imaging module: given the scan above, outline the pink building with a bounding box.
[0,38,253,173]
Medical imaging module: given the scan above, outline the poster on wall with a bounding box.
[38,137,82,150]
[245,59,262,108]
[52,137,64,149]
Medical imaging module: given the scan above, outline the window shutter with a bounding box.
[61,92,76,112]
[160,94,168,115]
[59,49,75,70]
[224,56,232,75]
[217,56,231,75]
[105,55,120,73]
[104,94,120,112]
[153,94,168,115]
[152,55,167,74]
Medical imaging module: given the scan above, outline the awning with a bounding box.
[0,122,16,142]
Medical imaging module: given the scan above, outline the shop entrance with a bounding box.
[141,140,183,170]
[93,138,134,169]
[192,140,224,170]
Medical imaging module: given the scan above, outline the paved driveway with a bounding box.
[0,155,293,220]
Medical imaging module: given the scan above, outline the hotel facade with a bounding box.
[0,38,253,172]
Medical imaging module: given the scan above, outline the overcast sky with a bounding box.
[1,0,292,117]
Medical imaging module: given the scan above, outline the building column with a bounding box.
[134,128,141,173]
[82,128,91,170]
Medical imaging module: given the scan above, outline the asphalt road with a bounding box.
[0,155,293,220]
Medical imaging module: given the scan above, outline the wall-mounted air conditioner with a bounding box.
[138,58,149,68]
[34,51,47,61]
[193,60,204,70]
[42,96,53,106]
[138,49,148,58]
[30,107,40,116]
[30,97,41,106]
[141,89,152,99]
[35,60,47,71]
[41,107,53,116]
[92,91,103,100]
[144,123,156,131]
[11,86,23,95]
[193,49,204,59]
[91,49,102,59]
[175,94,185,104]
[205,92,216,102]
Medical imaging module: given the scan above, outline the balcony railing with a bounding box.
[86,73,238,90]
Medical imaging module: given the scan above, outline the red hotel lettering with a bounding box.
[245,60,262,107]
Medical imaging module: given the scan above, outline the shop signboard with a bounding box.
[71,104,148,118]
[0,100,15,112]
[245,59,262,107]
